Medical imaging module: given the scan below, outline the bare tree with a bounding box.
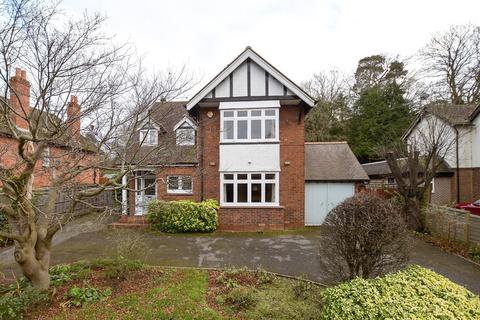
[319,193,410,283]
[385,109,457,231]
[0,0,192,289]
[419,25,480,105]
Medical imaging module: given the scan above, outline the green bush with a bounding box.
[147,199,219,233]
[0,287,50,320]
[321,265,480,319]
[66,285,112,307]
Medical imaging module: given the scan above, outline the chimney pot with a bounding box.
[15,68,22,77]
[21,70,26,79]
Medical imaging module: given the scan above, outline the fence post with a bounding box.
[465,212,471,245]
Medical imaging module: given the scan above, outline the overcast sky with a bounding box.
[63,0,480,99]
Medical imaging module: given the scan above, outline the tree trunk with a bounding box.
[14,239,51,290]
[405,197,424,232]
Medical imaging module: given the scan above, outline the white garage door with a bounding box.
[305,182,355,226]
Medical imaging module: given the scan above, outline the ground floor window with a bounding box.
[220,172,279,206]
[167,175,193,194]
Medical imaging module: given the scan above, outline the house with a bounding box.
[0,68,98,188]
[362,159,454,205]
[403,103,480,203]
[121,47,368,230]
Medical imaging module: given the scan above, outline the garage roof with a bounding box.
[305,142,369,181]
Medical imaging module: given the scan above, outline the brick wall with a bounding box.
[452,168,480,203]
[197,104,305,231]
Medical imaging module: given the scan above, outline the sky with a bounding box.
[62,0,480,99]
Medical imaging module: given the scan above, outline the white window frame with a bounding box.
[139,129,158,146]
[167,175,193,194]
[220,172,279,206]
[220,108,279,143]
[431,177,435,194]
[42,147,50,167]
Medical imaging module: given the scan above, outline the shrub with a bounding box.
[66,285,112,307]
[147,199,219,233]
[225,286,257,310]
[0,287,49,320]
[292,279,315,300]
[319,193,410,283]
[321,265,480,320]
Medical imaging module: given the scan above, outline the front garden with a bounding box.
[1,258,479,319]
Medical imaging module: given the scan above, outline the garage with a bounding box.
[304,142,369,226]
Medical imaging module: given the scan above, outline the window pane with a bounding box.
[224,111,234,117]
[265,183,275,202]
[265,119,276,139]
[181,176,192,190]
[144,178,156,195]
[176,129,195,145]
[224,120,234,139]
[238,174,248,180]
[265,109,276,116]
[237,120,248,139]
[251,183,262,202]
[237,183,248,202]
[238,110,248,117]
[168,177,179,190]
[265,174,276,180]
[251,174,261,180]
[251,110,261,116]
[251,120,261,139]
[224,174,234,180]
[224,183,234,202]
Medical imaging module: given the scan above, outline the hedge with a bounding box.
[147,199,219,233]
[321,265,480,320]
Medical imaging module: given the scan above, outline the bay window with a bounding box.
[221,172,279,206]
[220,108,278,142]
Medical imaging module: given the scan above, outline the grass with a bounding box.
[0,259,323,319]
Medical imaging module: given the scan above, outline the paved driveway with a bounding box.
[1,225,479,293]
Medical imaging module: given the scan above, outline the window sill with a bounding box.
[220,204,283,209]
[220,140,279,145]
[167,191,193,195]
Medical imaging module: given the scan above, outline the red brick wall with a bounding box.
[279,105,305,228]
[452,168,480,203]
[197,104,306,231]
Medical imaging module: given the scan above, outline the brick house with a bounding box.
[402,103,480,204]
[123,47,368,230]
[0,68,98,189]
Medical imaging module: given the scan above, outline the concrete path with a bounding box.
[1,225,479,294]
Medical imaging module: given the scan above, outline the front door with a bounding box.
[135,172,157,215]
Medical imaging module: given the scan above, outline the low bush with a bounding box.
[147,199,219,233]
[225,286,257,310]
[321,265,480,320]
[0,287,49,320]
[66,285,112,307]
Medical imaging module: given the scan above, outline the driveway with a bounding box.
[1,221,479,294]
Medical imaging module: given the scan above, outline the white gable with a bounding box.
[187,47,315,110]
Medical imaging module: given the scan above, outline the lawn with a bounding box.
[0,259,323,320]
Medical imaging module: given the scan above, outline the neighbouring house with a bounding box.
[403,103,480,203]
[0,68,98,189]
[120,47,368,231]
[362,159,455,205]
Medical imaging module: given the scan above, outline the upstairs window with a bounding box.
[139,129,158,146]
[176,127,195,145]
[221,108,278,142]
[167,176,193,194]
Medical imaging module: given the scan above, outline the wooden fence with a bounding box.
[0,187,118,218]
[426,204,480,246]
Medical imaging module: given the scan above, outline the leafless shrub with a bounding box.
[319,193,411,284]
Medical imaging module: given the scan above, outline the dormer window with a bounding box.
[139,129,158,146]
[174,117,197,146]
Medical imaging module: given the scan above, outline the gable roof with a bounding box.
[403,102,478,140]
[305,142,369,181]
[186,46,315,110]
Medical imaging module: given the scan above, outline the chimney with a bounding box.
[67,95,81,138]
[9,68,31,129]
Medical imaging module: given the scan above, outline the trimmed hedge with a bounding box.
[321,265,480,319]
[147,199,219,233]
